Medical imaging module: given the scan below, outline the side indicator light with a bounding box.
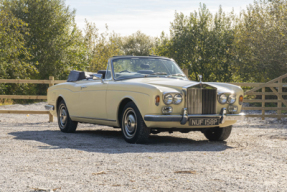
[239,95,244,105]
[155,95,160,106]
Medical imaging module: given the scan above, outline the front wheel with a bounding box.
[121,102,150,144]
[203,126,232,141]
[57,100,78,133]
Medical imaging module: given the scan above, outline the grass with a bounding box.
[0,99,13,106]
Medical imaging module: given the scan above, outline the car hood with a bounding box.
[122,77,240,94]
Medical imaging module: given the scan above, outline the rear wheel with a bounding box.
[121,101,150,144]
[203,126,232,141]
[57,100,78,133]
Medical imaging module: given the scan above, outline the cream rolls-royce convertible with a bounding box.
[45,56,245,143]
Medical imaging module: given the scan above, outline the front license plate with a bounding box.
[189,118,220,126]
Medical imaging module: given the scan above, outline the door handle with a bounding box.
[81,86,87,89]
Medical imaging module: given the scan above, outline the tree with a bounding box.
[0,6,37,96]
[3,0,88,81]
[153,4,236,82]
[121,31,155,56]
[84,21,122,72]
[234,0,287,82]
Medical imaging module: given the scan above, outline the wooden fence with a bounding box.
[0,76,65,122]
[231,73,287,120]
[1,74,287,122]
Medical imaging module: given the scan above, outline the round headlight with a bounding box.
[173,94,182,104]
[218,93,228,104]
[228,94,236,104]
[163,94,173,105]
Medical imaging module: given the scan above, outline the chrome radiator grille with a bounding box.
[187,88,216,114]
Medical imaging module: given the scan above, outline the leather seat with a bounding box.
[97,70,106,79]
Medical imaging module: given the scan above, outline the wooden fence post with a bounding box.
[49,76,55,87]
[262,87,265,120]
[48,76,54,122]
[183,69,188,78]
[278,79,282,120]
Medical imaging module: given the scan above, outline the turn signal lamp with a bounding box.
[239,95,244,105]
[155,95,160,106]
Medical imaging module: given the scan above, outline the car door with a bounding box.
[76,79,107,120]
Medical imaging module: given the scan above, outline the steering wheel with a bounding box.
[119,70,131,73]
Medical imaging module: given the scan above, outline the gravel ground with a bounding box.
[0,102,287,192]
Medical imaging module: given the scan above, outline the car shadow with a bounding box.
[9,129,233,153]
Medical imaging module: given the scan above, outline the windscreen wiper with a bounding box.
[144,72,168,77]
[167,73,185,78]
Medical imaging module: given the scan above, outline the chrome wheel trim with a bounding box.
[122,108,137,139]
[59,104,67,129]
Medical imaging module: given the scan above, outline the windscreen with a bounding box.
[112,58,186,80]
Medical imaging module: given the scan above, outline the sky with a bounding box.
[65,0,254,37]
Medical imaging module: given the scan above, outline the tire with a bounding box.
[57,100,78,133]
[121,101,150,144]
[203,126,232,141]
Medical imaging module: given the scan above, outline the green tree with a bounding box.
[0,6,37,96]
[3,0,88,81]
[234,0,287,82]
[84,21,122,72]
[153,4,236,82]
[121,31,155,56]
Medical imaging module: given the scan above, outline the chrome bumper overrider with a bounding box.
[144,108,245,125]
[45,105,54,111]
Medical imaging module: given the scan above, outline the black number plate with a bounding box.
[189,118,220,126]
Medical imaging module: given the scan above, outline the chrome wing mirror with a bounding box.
[91,74,104,83]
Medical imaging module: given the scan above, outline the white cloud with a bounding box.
[69,0,252,37]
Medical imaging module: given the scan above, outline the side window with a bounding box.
[105,62,112,79]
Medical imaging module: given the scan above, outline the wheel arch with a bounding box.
[56,95,66,113]
[117,97,137,128]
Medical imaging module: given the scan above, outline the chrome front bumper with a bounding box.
[144,108,245,125]
[45,105,54,111]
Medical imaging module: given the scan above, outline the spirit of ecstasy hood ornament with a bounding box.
[198,74,202,83]
[198,74,203,88]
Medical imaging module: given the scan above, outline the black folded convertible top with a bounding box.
[67,70,93,82]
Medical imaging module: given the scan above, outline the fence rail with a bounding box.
[0,76,59,122]
[1,74,287,122]
[229,73,287,120]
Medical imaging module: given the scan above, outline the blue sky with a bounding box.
[65,0,254,37]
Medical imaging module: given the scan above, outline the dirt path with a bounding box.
[0,103,286,191]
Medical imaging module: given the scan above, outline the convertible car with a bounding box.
[45,56,245,143]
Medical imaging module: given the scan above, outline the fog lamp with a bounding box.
[162,106,173,114]
[228,105,238,113]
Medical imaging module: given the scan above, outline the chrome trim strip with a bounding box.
[225,113,245,121]
[45,105,54,111]
[71,116,116,122]
[145,115,182,122]
[144,112,245,123]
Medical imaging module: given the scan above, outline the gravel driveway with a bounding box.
[0,102,286,192]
